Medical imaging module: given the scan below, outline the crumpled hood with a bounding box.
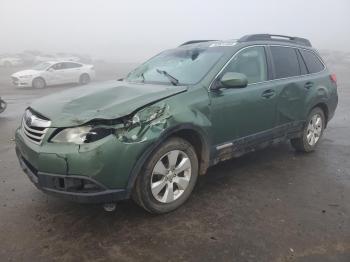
[12,69,42,77]
[30,80,187,127]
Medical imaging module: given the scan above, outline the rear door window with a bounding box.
[300,50,325,74]
[52,63,64,70]
[270,46,300,79]
[63,62,82,69]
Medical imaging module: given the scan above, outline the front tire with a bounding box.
[133,137,198,214]
[291,107,325,152]
[32,77,46,89]
[79,74,90,85]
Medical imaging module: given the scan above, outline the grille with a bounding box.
[22,109,51,145]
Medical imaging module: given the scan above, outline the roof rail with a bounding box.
[179,40,217,46]
[238,34,312,47]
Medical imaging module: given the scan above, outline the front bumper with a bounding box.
[15,126,153,204]
[11,77,31,87]
[16,148,128,203]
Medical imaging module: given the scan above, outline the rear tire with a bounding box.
[132,137,198,214]
[32,77,46,89]
[291,107,325,152]
[79,74,90,85]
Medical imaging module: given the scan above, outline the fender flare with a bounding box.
[125,123,211,195]
[306,100,330,126]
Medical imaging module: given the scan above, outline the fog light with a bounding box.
[82,180,100,191]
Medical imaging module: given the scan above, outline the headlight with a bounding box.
[51,126,113,144]
[19,75,33,79]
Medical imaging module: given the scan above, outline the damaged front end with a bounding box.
[15,103,172,203]
[48,103,171,144]
[48,103,171,145]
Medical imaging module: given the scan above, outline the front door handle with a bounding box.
[304,82,314,89]
[261,89,275,99]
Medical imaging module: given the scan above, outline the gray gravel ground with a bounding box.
[0,61,349,262]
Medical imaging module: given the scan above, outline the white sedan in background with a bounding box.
[11,61,95,88]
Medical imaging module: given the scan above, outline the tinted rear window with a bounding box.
[300,50,324,74]
[270,46,300,79]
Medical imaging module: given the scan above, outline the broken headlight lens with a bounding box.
[51,126,113,144]
[132,104,167,125]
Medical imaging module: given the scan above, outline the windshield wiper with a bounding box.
[156,69,179,86]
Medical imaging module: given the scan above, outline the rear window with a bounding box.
[270,46,300,79]
[300,50,324,74]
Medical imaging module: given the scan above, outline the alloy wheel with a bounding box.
[306,113,322,146]
[151,150,192,203]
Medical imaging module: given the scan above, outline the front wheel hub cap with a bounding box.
[151,150,192,203]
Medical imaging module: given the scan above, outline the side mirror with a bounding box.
[47,68,54,72]
[218,72,248,89]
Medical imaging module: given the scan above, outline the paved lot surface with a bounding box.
[0,61,349,262]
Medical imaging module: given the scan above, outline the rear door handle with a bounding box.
[261,89,275,99]
[304,82,314,89]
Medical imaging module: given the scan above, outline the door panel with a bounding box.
[209,46,277,146]
[45,63,67,85]
[210,82,277,145]
[274,78,308,124]
[62,62,82,83]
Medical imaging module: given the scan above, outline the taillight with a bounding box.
[330,74,337,86]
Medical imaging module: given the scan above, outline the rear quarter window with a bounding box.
[300,50,325,74]
[270,46,300,79]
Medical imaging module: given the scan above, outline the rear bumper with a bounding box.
[16,147,129,204]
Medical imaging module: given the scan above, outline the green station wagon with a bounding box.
[15,34,338,213]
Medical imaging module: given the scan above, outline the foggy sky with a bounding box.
[1,0,349,62]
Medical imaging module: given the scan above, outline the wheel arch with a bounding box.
[126,123,211,194]
[32,76,46,87]
[310,102,329,128]
[80,72,90,78]
[79,73,90,84]
[80,72,90,77]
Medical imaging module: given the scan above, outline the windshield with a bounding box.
[33,62,51,70]
[126,47,225,85]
